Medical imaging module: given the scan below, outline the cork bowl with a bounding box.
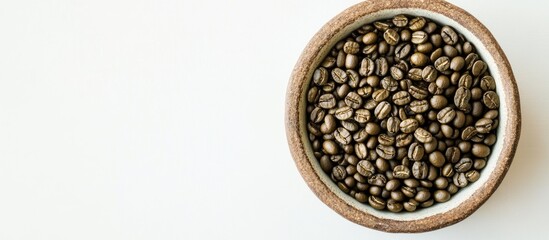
[285,0,520,233]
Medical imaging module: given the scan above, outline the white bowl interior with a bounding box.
[301,8,507,221]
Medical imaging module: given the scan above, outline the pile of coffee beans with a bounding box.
[306,15,500,212]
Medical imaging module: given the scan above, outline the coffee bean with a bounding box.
[453,172,468,188]
[355,142,368,159]
[372,89,390,102]
[375,57,389,76]
[313,67,329,86]
[376,145,396,160]
[362,32,378,45]
[415,189,431,202]
[343,92,362,109]
[384,28,400,45]
[332,165,347,181]
[374,101,392,119]
[395,133,413,147]
[410,100,429,113]
[392,14,408,27]
[318,94,336,109]
[359,57,375,76]
[353,109,371,124]
[343,41,360,54]
[310,107,325,123]
[345,54,359,69]
[409,17,426,31]
[408,142,425,161]
[465,170,480,182]
[404,200,418,212]
[408,68,423,81]
[472,143,490,158]
[386,117,401,134]
[323,140,339,155]
[412,161,429,179]
[368,196,386,210]
[437,106,456,124]
[434,56,450,72]
[422,65,438,82]
[475,118,493,134]
[395,43,412,59]
[414,128,433,143]
[441,26,458,45]
[392,90,411,106]
[387,199,403,213]
[454,157,473,173]
[483,91,500,109]
[334,127,352,145]
[450,56,465,71]
[454,87,471,111]
[400,118,419,133]
[472,60,487,76]
[429,151,446,167]
[378,134,395,146]
[365,122,381,135]
[368,173,387,187]
[480,75,496,91]
[393,165,411,179]
[381,76,398,92]
[410,52,429,67]
[335,106,353,120]
[390,66,405,80]
[434,190,451,202]
[411,31,428,44]
[409,85,429,100]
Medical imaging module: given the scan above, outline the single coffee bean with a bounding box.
[376,145,396,160]
[404,200,418,212]
[380,76,398,92]
[357,160,375,177]
[368,173,387,187]
[429,151,446,167]
[414,128,433,143]
[412,161,429,179]
[335,106,353,120]
[313,67,329,86]
[434,56,450,72]
[323,140,339,155]
[374,101,392,119]
[310,107,325,124]
[359,57,375,76]
[409,17,426,31]
[390,66,405,80]
[355,142,368,159]
[465,170,480,182]
[400,118,419,133]
[454,87,471,111]
[368,196,386,210]
[437,106,456,124]
[409,100,429,113]
[422,65,438,82]
[372,89,390,102]
[392,91,411,106]
[411,31,428,44]
[395,43,412,59]
[331,68,348,84]
[408,142,425,161]
[386,117,401,134]
[445,147,461,163]
[332,165,347,181]
[450,56,465,71]
[471,60,487,76]
[474,158,487,170]
[475,118,493,134]
[408,68,423,81]
[307,87,319,103]
[480,75,496,91]
[393,165,411,179]
[442,163,455,178]
[409,85,429,100]
[434,190,451,203]
[345,92,362,109]
[484,133,497,146]
[318,94,336,109]
[395,134,413,147]
[415,189,431,202]
[453,172,468,188]
[354,109,371,124]
[483,91,500,109]
[375,57,389,76]
[441,25,458,45]
[454,157,473,173]
[385,179,401,191]
[334,127,352,145]
[343,41,360,54]
[387,199,403,213]
[472,143,490,158]
[384,28,400,45]
[362,32,378,45]
[410,52,429,67]
[434,177,449,189]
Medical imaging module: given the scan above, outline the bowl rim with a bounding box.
[285,0,521,233]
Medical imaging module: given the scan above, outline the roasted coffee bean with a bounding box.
[400,118,419,133]
[323,140,339,155]
[372,89,390,102]
[380,76,398,92]
[357,160,375,177]
[332,165,347,181]
[387,199,403,212]
[408,68,423,81]
[343,41,360,54]
[445,147,461,163]
[429,151,446,167]
[434,177,449,189]
[393,165,411,179]
[475,118,493,134]
[396,133,413,147]
[409,85,429,100]
[376,145,396,160]
[390,66,405,80]
[414,128,433,143]
[450,56,465,71]
[422,65,438,82]
[335,106,353,120]
[480,75,496,91]
[471,60,487,76]
[465,170,480,182]
[455,157,473,173]
[331,68,348,83]
[434,190,451,202]
[378,134,395,146]
[369,196,386,210]
[374,101,392,119]
[404,200,418,212]
[395,43,412,59]
[386,117,401,134]
[392,14,408,27]
[359,57,375,76]
[313,67,329,86]
[355,142,368,159]
[434,56,450,72]
[345,92,362,109]
[392,91,411,106]
[411,31,428,44]
[334,127,352,145]
[310,107,325,123]
[354,109,371,124]
[441,25,458,45]
[410,52,429,67]
[318,94,336,109]
[453,172,468,188]
[472,143,490,158]
[437,106,456,124]
[368,174,387,187]
[408,143,425,161]
[412,161,429,179]
[454,87,471,111]
[375,57,389,76]
[415,189,431,202]
[384,28,400,45]
[409,100,429,113]
[409,17,426,31]
[483,91,500,109]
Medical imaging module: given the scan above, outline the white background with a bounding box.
[0,0,545,239]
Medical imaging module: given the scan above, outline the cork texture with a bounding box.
[285,0,521,233]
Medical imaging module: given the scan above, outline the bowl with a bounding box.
[285,0,521,233]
